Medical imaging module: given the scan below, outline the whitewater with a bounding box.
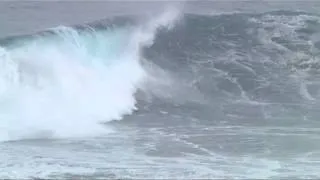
[1,1,320,179]
[0,8,180,141]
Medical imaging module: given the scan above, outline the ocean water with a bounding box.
[1,1,320,179]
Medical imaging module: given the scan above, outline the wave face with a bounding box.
[143,11,320,121]
[0,9,180,141]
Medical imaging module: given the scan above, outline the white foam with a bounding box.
[0,8,182,142]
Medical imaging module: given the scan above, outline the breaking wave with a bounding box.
[0,8,181,141]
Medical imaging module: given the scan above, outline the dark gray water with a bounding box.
[1,1,320,179]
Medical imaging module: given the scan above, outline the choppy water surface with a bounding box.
[1,1,320,179]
